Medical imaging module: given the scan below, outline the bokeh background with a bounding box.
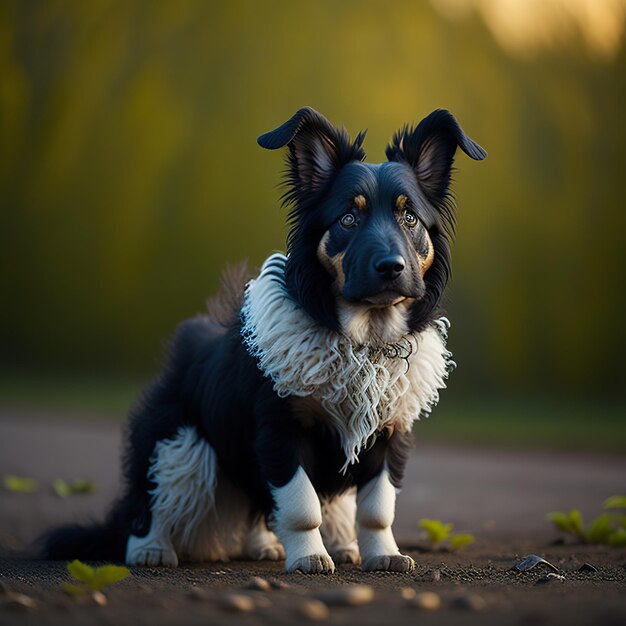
[1,0,625,451]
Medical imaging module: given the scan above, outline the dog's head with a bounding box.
[258,107,486,344]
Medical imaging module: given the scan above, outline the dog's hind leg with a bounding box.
[244,519,285,561]
[320,489,360,565]
[126,426,217,567]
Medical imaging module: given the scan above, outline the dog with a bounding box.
[41,107,486,573]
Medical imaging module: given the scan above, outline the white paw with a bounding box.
[126,534,179,567]
[331,547,361,565]
[288,553,336,574]
[253,543,286,561]
[362,553,414,572]
[245,526,285,561]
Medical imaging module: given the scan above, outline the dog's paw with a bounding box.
[288,553,336,574]
[331,547,361,565]
[253,543,286,561]
[126,533,179,567]
[127,545,179,567]
[362,553,415,573]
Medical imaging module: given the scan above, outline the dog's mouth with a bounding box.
[361,291,409,307]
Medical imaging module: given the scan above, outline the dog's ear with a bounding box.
[258,107,366,199]
[386,109,486,205]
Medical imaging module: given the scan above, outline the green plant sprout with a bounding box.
[3,474,39,493]
[63,560,131,596]
[53,479,97,498]
[418,518,475,550]
[547,495,626,546]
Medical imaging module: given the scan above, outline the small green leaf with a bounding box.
[607,527,626,547]
[53,479,97,498]
[67,560,95,585]
[70,480,97,495]
[568,510,585,537]
[91,565,131,590]
[603,495,626,510]
[418,518,453,545]
[62,583,87,596]
[586,513,615,544]
[547,512,572,534]
[53,479,72,498]
[546,510,585,539]
[3,474,39,493]
[450,534,475,550]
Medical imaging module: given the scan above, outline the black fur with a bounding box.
[40,107,485,563]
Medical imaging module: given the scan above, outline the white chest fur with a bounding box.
[241,254,454,472]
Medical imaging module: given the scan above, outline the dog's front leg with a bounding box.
[357,466,415,572]
[255,386,334,574]
[270,466,335,573]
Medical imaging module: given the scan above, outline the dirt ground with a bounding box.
[1,412,625,625]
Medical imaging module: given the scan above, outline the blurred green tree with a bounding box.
[1,0,624,400]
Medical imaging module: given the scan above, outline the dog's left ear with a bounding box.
[386,109,486,206]
[258,107,366,200]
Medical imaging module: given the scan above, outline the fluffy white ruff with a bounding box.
[241,253,455,473]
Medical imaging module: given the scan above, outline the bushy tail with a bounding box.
[38,497,134,562]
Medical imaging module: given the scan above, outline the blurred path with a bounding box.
[1,411,625,549]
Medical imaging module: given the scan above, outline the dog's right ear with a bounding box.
[258,107,366,201]
[386,109,486,208]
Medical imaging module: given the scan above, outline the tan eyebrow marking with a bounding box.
[353,194,367,211]
[396,194,408,210]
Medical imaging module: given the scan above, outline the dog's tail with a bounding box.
[38,494,139,562]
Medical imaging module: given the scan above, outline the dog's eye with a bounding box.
[402,209,418,227]
[340,213,357,228]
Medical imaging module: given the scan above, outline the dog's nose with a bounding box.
[374,255,405,280]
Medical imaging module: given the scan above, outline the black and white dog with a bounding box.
[42,107,485,573]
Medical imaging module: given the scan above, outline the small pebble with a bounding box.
[578,563,598,573]
[400,587,416,600]
[410,591,441,611]
[187,587,208,601]
[254,596,272,609]
[432,568,442,582]
[92,591,107,606]
[268,579,291,590]
[220,593,256,612]
[535,573,565,585]
[245,576,271,591]
[299,599,330,621]
[1,592,37,611]
[452,593,486,611]
[314,585,374,606]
